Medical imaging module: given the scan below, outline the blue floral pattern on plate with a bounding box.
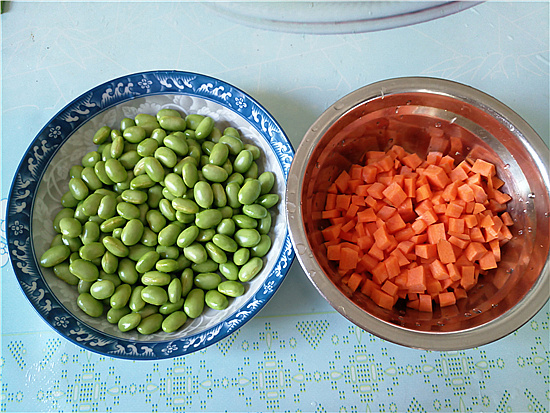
[6,71,295,360]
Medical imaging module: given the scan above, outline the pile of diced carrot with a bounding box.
[322,145,513,312]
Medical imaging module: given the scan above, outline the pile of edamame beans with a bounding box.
[39,109,279,335]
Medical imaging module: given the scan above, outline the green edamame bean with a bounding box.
[98,272,122,288]
[239,257,264,282]
[208,142,229,166]
[234,150,253,173]
[238,179,262,205]
[202,140,215,155]
[147,185,163,209]
[201,164,229,183]
[78,279,93,294]
[93,125,111,145]
[69,177,89,200]
[146,209,167,233]
[184,288,205,319]
[137,137,159,157]
[195,116,214,139]
[219,135,244,155]
[257,194,280,209]
[94,161,115,185]
[53,262,80,285]
[194,181,213,209]
[155,146,178,168]
[100,216,126,233]
[257,213,272,235]
[218,261,239,281]
[158,222,182,246]
[107,306,131,324]
[251,234,272,258]
[156,245,179,260]
[216,218,236,236]
[242,204,268,219]
[110,283,132,309]
[195,209,223,229]
[123,125,146,143]
[159,115,187,132]
[142,270,171,286]
[50,233,64,248]
[70,165,84,180]
[218,206,234,219]
[81,192,104,216]
[244,162,258,179]
[140,227,158,247]
[162,311,187,333]
[102,236,129,257]
[104,158,127,184]
[101,251,119,274]
[226,172,245,185]
[163,133,189,156]
[97,195,117,219]
[164,173,186,198]
[118,312,142,332]
[151,128,168,144]
[205,242,227,264]
[181,162,199,188]
[196,228,215,243]
[77,293,104,317]
[243,144,261,160]
[218,280,245,297]
[129,285,146,312]
[233,214,258,229]
[121,189,148,205]
[143,156,165,182]
[258,171,275,195]
[168,278,182,304]
[226,182,242,209]
[114,171,133,193]
[157,108,182,121]
[59,217,82,238]
[69,258,99,282]
[185,114,204,130]
[233,248,250,266]
[119,150,142,170]
[160,298,184,315]
[135,250,160,273]
[210,183,227,208]
[118,258,139,284]
[191,259,218,273]
[79,242,105,261]
[171,198,199,215]
[81,167,104,191]
[159,198,176,221]
[234,228,261,248]
[137,313,163,335]
[121,219,144,246]
[63,235,83,252]
[53,208,75,233]
[116,201,140,220]
[176,254,191,271]
[141,286,168,306]
[176,225,199,249]
[81,151,101,168]
[130,174,156,190]
[212,234,238,253]
[90,279,115,300]
[205,290,229,310]
[180,268,194,296]
[110,135,125,159]
[61,191,79,208]
[135,113,160,135]
[183,242,207,264]
[155,258,180,273]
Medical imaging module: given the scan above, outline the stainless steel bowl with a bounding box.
[286,77,549,350]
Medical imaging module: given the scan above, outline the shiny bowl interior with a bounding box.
[287,77,549,350]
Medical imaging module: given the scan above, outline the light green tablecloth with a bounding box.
[1,2,548,412]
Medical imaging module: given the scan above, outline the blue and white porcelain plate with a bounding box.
[6,70,295,359]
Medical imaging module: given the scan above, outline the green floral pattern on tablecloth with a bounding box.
[1,307,548,412]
